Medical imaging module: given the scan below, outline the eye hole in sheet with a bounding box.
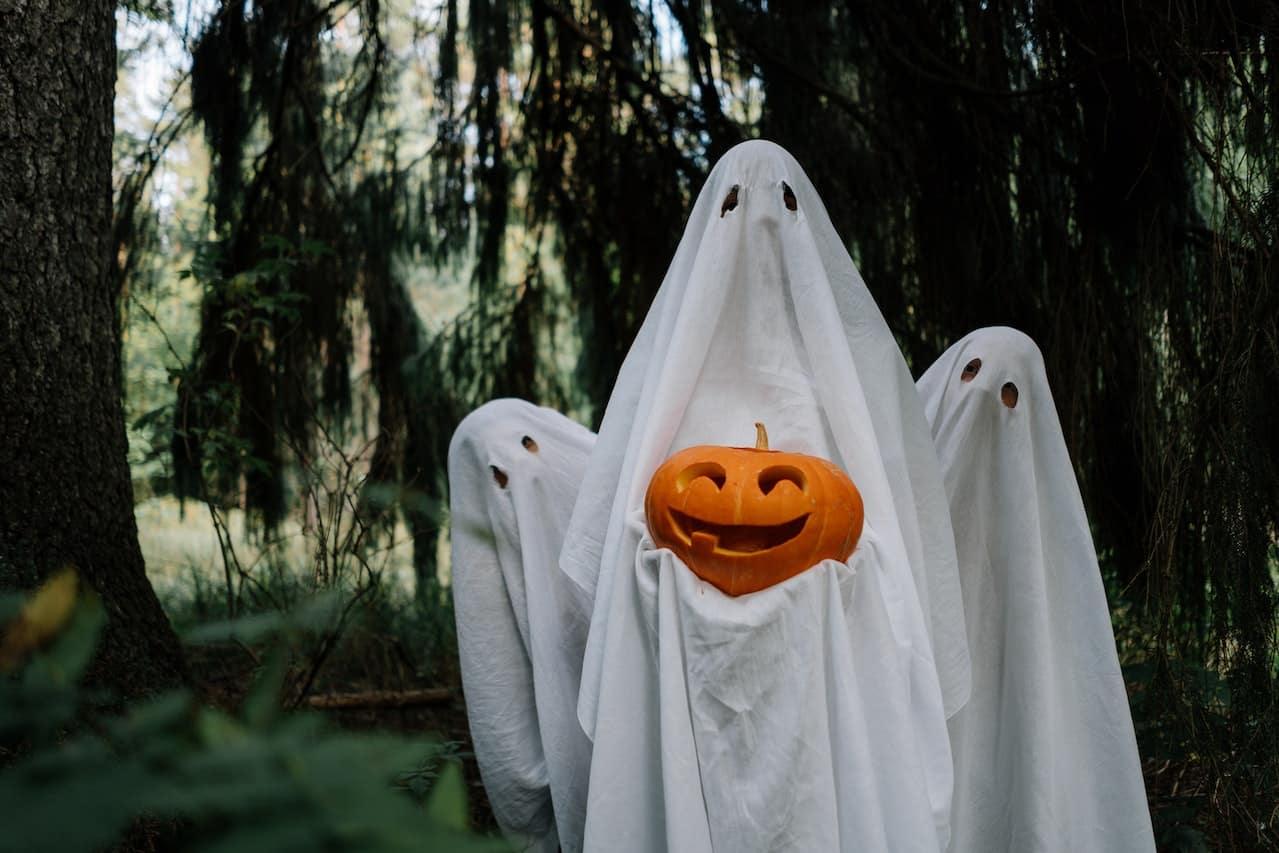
[491,465,509,488]
[721,185,740,217]
[782,182,797,211]
[961,358,981,382]
[521,435,539,453]
[1001,382,1019,409]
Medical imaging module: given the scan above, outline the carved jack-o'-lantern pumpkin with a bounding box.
[644,423,864,596]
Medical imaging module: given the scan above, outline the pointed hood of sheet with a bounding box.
[562,139,970,724]
[917,327,1154,852]
[448,399,596,853]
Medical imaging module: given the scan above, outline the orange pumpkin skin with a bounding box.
[644,426,864,596]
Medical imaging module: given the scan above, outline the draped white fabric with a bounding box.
[560,139,967,851]
[917,327,1155,853]
[447,399,596,853]
[581,520,953,852]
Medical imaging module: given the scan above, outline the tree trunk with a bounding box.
[0,0,186,695]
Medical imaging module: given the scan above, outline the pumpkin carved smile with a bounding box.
[644,423,865,596]
[669,508,811,555]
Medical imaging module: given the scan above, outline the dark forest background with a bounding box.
[2,0,1277,850]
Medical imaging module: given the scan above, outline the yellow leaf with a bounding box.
[0,566,79,671]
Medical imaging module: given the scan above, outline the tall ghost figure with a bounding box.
[448,399,596,853]
[560,140,971,852]
[916,327,1155,853]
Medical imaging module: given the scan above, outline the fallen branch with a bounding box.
[303,688,453,710]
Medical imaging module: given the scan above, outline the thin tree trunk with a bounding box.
[0,0,186,695]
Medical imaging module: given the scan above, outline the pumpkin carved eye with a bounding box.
[676,461,727,491]
[782,181,797,211]
[961,358,981,382]
[1001,382,1019,408]
[759,465,807,495]
[721,185,740,217]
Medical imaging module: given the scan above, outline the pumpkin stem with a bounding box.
[755,422,769,450]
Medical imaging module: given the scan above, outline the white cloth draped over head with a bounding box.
[916,327,1155,853]
[560,139,969,851]
[447,399,596,853]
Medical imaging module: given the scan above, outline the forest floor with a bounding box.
[187,636,502,836]
[184,632,1219,850]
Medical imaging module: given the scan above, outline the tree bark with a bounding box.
[0,0,186,695]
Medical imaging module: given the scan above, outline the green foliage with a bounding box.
[1122,651,1278,850]
[115,2,1279,845]
[177,0,406,531]
[171,236,343,521]
[0,583,507,853]
[179,589,344,646]
[118,0,174,22]
[156,542,458,695]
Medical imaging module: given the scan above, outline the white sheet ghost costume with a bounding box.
[448,399,597,853]
[916,327,1155,853]
[559,140,971,852]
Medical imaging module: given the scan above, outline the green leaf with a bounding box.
[0,592,25,625]
[193,707,249,748]
[184,593,344,646]
[300,238,334,257]
[424,762,469,833]
[0,753,156,853]
[260,235,293,254]
[242,647,288,729]
[105,689,196,742]
[183,610,290,646]
[189,815,328,853]
[0,680,79,741]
